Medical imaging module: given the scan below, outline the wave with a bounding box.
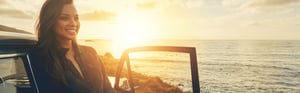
[131,58,189,63]
[202,63,296,71]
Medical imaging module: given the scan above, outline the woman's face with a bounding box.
[55,3,80,41]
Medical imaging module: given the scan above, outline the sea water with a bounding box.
[82,40,300,92]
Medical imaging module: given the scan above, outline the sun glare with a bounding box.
[112,11,155,57]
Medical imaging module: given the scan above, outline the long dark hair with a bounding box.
[35,0,77,86]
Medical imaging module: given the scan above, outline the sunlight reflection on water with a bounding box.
[79,40,300,92]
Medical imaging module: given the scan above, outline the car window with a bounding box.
[0,56,31,93]
[110,46,200,93]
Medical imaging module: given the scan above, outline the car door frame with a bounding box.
[114,46,200,93]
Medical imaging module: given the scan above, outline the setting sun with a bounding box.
[1,0,300,92]
[111,11,156,57]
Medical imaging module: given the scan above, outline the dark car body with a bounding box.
[0,25,38,93]
[0,25,200,93]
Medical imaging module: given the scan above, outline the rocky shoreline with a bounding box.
[99,52,186,93]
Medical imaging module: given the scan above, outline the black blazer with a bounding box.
[29,45,114,93]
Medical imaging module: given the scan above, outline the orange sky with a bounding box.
[0,0,300,40]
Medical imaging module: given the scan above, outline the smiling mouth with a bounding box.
[66,30,76,33]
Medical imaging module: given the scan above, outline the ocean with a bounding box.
[1,39,299,92]
[82,40,300,93]
[81,40,300,92]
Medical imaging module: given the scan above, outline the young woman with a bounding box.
[30,0,114,93]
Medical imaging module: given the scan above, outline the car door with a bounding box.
[113,46,200,93]
[0,53,38,93]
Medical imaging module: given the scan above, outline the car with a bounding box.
[114,46,200,93]
[0,24,37,93]
[0,25,200,93]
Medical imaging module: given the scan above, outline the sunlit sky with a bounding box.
[1,0,300,40]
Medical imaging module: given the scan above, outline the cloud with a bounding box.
[184,0,203,8]
[223,0,300,14]
[223,0,300,7]
[217,0,300,26]
[222,0,243,7]
[80,10,116,21]
[0,0,8,5]
[0,8,33,19]
[165,0,203,8]
[246,0,300,7]
[0,0,36,19]
[136,1,158,10]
